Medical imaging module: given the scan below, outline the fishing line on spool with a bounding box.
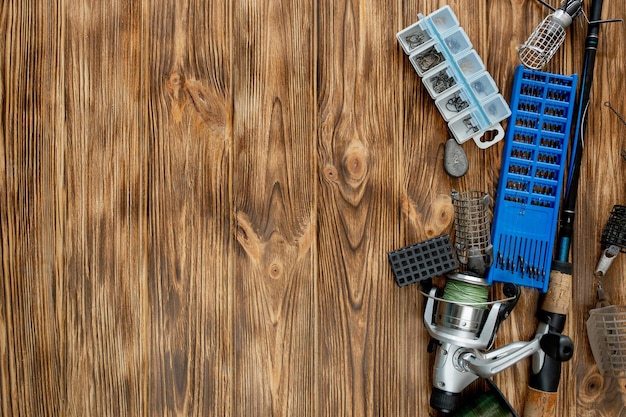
[443,279,489,307]
[420,279,516,307]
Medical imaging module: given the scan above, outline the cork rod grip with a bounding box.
[540,268,572,315]
[523,387,558,417]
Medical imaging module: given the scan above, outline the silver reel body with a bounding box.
[423,273,552,413]
[423,272,573,413]
[424,282,539,393]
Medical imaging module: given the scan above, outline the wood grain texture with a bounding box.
[1,2,66,416]
[317,0,406,415]
[232,0,315,415]
[146,1,231,416]
[573,1,626,415]
[64,1,145,415]
[1,0,625,416]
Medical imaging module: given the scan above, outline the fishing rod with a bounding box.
[558,0,603,262]
[558,1,622,260]
[524,0,613,415]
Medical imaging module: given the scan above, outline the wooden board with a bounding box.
[1,0,625,416]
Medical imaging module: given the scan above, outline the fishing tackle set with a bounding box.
[391,1,623,415]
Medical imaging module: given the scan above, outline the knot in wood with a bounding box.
[585,374,603,397]
[168,72,182,87]
[268,262,283,279]
[436,203,453,225]
[166,71,185,97]
[425,194,454,238]
[342,142,368,184]
[323,164,339,182]
[581,373,603,400]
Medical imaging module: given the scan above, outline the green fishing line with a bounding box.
[442,279,489,308]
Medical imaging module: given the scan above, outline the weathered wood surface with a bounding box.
[1,0,625,416]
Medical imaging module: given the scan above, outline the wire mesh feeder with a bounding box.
[595,205,626,276]
[586,305,626,377]
[518,15,566,70]
[451,190,493,276]
[601,205,626,252]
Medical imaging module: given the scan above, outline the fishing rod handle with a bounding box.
[540,262,571,316]
[523,264,572,417]
[524,387,557,417]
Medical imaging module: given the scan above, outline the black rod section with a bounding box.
[556,0,604,262]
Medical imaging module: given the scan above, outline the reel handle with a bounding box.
[540,333,573,362]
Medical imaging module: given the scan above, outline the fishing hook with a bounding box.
[604,101,626,161]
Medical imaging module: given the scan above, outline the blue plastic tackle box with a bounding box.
[487,65,578,292]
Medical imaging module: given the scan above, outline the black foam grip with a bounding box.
[529,355,561,393]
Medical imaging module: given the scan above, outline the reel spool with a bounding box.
[424,272,519,351]
[436,273,490,338]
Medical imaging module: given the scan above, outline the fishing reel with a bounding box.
[423,272,573,414]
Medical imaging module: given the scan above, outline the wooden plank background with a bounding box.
[1,0,625,416]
